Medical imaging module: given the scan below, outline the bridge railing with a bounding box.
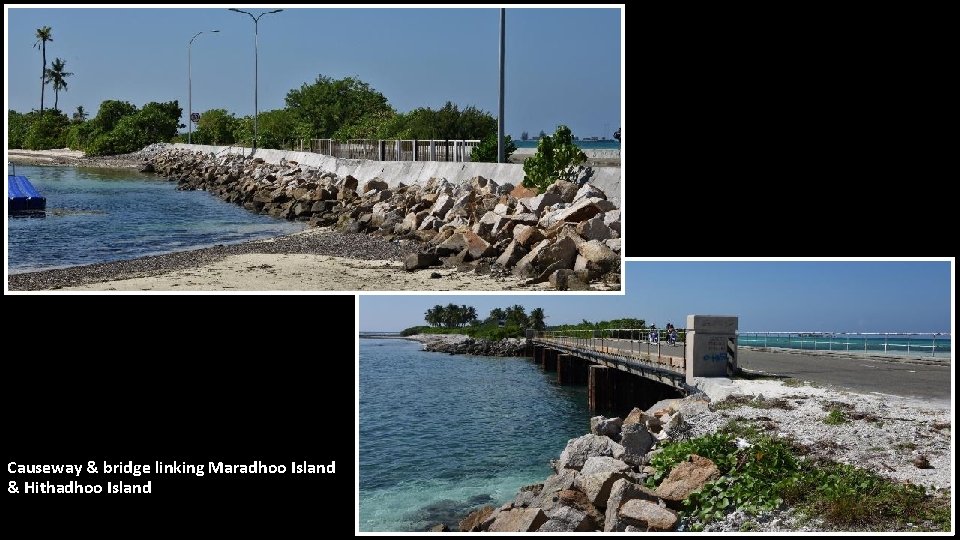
[534,327,688,365]
[737,332,950,358]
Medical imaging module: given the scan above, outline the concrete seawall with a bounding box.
[170,143,621,206]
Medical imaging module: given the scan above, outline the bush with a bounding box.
[522,125,586,190]
[84,100,182,156]
[24,111,70,150]
[65,121,95,150]
[193,108,240,146]
[8,110,31,148]
[470,132,516,163]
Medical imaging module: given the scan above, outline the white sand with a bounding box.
[8,148,85,162]
[64,253,556,291]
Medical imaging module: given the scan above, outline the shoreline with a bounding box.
[7,145,622,291]
[453,377,951,532]
[7,147,147,169]
[8,228,559,292]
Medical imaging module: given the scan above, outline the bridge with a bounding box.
[527,315,738,414]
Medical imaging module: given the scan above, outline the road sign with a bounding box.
[190,112,200,123]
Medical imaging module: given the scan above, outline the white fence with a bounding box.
[737,332,950,358]
[299,139,480,162]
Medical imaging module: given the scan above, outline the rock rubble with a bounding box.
[146,147,621,289]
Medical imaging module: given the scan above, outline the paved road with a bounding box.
[738,349,951,401]
[542,338,951,401]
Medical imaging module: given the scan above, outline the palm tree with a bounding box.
[34,26,53,114]
[506,305,528,328]
[425,305,444,328]
[464,306,478,327]
[44,57,72,112]
[73,105,88,123]
[530,308,546,331]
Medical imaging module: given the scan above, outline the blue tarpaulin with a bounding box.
[8,175,46,212]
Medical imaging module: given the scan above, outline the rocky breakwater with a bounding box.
[411,334,528,357]
[147,148,621,290]
[457,396,706,532]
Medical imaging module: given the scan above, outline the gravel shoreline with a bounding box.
[8,228,420,291]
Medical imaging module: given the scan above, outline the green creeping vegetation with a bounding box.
[522,125,587,190]
[712,395,794,411]
[646,423,950,531]
[824,409,847,425]
[400,305,546,340]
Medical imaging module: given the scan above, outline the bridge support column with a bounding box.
[588,365,612,412]
[543,349,557,372]
[685,315,739,384]
[559,355,588,385]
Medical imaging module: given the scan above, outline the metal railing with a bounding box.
[299,138,480,162]
[737,332,951,358]
[534,327,688,370]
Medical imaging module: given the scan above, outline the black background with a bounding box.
[624,4,950,256]
[3,295,356,533]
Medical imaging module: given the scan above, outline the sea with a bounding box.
[359,338,590,532]
[737,334,950,358]
[7,165,304,272]
[514,139,620,150]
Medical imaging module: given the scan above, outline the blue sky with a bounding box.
[360,261,953,332]
[5,5,622,139]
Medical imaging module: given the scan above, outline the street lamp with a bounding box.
[188,30,219,145]
[497,8,505,163]
[229,8,283,153]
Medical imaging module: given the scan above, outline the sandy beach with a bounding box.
[7,147,149,169]
[8,228,572,292]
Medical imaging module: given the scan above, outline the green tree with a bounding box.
[522,125,587,190]
[8,110,31,148]
[254,108,303,150]
[44,57,73,112]
[521,131,529,141]
[399,102,497,140]
[86,100,181,156]
[34,26,53,114]
[471,132,516,163]
[195,109,240,146]
[332,109,400,140]
[24,110,70,150]
[65,121,94,151]
[488,308,506,323]
[72,105,88,123]
[285,75,393,139]
[89,100,138,133]
[425,305,444,328]
[530,308,546,331]
[505,305,528,328]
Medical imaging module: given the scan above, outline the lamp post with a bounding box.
[188,30,219,145]
[229,8,283,153]
[497,8,506,163]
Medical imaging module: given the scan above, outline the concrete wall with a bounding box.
[685,315,739,383]
[170,143,621,206]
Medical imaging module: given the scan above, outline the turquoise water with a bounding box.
[7,165,304,272]
[514,140,620,150]
[359,338,590,531]
[738,334,951,357]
